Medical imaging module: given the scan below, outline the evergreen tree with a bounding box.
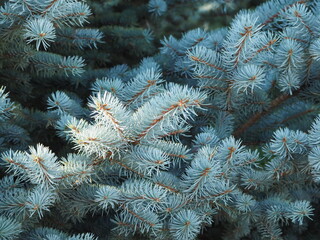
[1,0,320,240]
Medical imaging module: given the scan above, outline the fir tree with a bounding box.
[1,0,320,240]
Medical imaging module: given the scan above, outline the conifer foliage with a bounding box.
[1,0,320,240]
[0,0,102,82]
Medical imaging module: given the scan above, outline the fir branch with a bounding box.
[234,92,298,137]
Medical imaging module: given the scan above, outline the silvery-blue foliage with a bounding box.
[1,0,320,240]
